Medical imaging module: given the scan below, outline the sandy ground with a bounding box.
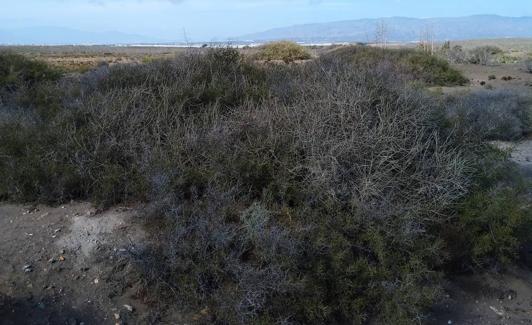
[430,267,532,324]
[439,63,532,94]
[0,203,150,325]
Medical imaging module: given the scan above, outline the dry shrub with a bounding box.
[444,89,532,141]
[128,55,472,324]
[525,58,532,73]
[1,49,529,324]
[467,46,503,65]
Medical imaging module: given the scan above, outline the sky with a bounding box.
[2,0,532,42]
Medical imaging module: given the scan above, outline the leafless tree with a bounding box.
[375,20,389,48]
[419,24,435,55]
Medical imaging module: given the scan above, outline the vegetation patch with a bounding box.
[1,48,531,324]
[444,89,532,141]
[325,45,468,86]
[254,41,312,63]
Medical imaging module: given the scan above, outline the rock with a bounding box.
[114,313,120,320]
[123,304,134,312]
[93,278,99,284]
[59,255,66,262]
[489,305,505,316]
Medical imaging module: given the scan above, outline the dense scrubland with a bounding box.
[1,44,531,324]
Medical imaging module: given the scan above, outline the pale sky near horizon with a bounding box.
[2,0,532,41]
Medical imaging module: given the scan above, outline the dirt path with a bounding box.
[0,203,149,325]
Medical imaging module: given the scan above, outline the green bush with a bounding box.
[254,41,312,63]
[0,52,61,92]
[443,148,532,269]
[325,45,468,86]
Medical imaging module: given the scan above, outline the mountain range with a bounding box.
[2,15,532,45]
[0,27,163,45]
[238,15,532,43]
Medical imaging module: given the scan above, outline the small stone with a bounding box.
[489,305,505,316]
[23,265,32,273]
[114,313,120,320]
[123,304,134,312]
[59,255,66,262]
[93,278,99,284]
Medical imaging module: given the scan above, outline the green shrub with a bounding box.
[254,41,312,63]
[443,148,532,269]
[0,52,61,92]
[324,45,468,86]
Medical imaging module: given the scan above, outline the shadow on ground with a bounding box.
[0,293,105,325]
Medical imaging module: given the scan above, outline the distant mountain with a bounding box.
[0,27,164,45]
[238,15,532,43]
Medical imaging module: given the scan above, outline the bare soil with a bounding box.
[0,203,152,325]
[439,63,532,94]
